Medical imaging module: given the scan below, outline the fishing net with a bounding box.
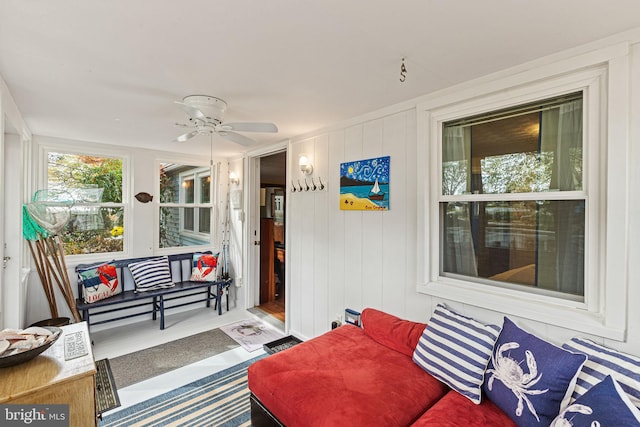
[23,189,81,322]
[23,190,74,237]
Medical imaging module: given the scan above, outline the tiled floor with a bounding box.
[93,306,282,416]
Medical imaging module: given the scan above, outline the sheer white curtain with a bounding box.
[539,100,584,294]
[443,126,478,277]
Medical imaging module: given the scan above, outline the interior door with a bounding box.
[247,149,287,323]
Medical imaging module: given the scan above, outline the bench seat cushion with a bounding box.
[410,389,516,427]
[248,324,449,427]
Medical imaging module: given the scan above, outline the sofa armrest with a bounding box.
[361,308,426,357]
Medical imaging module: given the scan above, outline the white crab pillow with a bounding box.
[482,317,587,427]
[550,375,640,426]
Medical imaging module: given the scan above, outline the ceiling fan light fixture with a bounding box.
[172,94,278,146]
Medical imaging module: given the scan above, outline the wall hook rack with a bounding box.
[291,176,327,193]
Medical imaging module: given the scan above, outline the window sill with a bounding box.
[417,279,625,342]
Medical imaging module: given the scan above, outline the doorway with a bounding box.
[255,151,286,323]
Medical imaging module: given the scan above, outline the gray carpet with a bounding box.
[109,328,239,388]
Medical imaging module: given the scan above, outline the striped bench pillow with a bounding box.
[412,304,501,404]
[562,337,640,409]
[129,256,174,292]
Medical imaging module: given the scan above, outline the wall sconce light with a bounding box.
[299,155,313,175]
[229,171,240,185]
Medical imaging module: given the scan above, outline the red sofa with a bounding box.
[248,308,515,426]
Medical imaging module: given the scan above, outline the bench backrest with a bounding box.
[76,253,197,295]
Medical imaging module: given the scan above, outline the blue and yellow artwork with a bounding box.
[340,156,390,211]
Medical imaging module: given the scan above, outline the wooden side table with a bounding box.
[0,322,97,427]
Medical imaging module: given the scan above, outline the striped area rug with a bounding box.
[99,355,265,427]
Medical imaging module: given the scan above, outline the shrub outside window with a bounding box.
[46,151,125,255]
[159,163,213,249]
[440,92,585,301]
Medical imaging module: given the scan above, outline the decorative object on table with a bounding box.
[0,326,62,368]
[22,190,82,323]
[340,156,390,211]
[134,192,153,203]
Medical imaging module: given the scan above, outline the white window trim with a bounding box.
[417,43,630,341]
[155,161,217,253]
[178,167,211,236]
[39,143,131,263]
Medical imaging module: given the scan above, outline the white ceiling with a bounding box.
[2,1,640,157]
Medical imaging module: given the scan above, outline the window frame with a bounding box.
[39,144,130,262]
[156,161,217,252]
[416,45,630,341]
[439,92,587,301]
[178,167,212,237]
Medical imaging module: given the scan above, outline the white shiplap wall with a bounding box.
[283,34,640,360]
[287,110,432,339]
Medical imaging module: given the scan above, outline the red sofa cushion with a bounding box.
[361,308,427,357]
[248,324,449,426]
[410,389,516,427]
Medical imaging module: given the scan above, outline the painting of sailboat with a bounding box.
[340,156,390,211]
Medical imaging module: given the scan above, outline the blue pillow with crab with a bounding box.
[550,375,640,426]
[482,317,587,427]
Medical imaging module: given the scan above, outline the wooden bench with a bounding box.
[75,253,232,330]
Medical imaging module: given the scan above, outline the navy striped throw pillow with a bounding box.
[129,257,174,292]
[412,304,501,404]
[563,337,640,410]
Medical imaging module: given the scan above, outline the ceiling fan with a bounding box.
[173,95,278,146]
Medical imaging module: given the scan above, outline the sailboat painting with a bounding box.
[339,156,390,211]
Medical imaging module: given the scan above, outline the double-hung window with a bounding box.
[418,55,631,340]
[159,163,214,249]
[440,92,585,300]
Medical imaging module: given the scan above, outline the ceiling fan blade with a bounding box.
[173,130,200,143]
[174,101,207,121]
[220,122,278,133]
[218,130,257,147]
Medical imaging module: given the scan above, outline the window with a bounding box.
[159,163,214,249]
[440,93,585,300]
[418,53,633,341]
[46,151,125,255]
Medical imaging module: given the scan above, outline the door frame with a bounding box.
[244,141,289,330]
[1,112,31,329]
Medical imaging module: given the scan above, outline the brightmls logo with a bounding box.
[1,405,68,426]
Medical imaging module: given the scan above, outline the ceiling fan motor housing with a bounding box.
[182,95,227,124]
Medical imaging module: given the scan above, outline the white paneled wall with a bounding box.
[284,35,640,360]
[288,110,432,340]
